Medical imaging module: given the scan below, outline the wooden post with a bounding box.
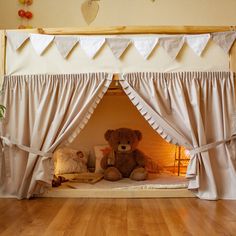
[230,41,236,73]
[0,30,6,87]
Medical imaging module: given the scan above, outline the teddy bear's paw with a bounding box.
[52,175,62,187]
[130,167,148,181]
[104,167,122,181]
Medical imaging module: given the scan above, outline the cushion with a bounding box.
[94,144,111,173]
[54,147,88,175]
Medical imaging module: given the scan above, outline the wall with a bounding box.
[1,0,236,29]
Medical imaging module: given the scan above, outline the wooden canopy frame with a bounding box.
[1,25,236,78]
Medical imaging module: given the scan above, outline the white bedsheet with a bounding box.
[65,173,188,190]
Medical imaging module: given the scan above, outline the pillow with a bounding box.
[54,147,88,175]
[94,144,111,173]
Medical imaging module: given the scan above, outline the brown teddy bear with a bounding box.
[100,128,148,181]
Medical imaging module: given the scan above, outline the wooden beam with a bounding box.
[36,25,236,35]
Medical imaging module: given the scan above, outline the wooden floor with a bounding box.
[0,198,236,236]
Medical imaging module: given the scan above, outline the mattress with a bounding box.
[39,172,194,198]
[66,173,188,190]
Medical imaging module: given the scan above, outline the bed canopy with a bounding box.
[0,26,236,200]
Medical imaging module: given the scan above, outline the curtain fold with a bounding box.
[119,72,236,200]
[0,73,112,198]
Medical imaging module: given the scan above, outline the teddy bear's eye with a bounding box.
[118,141,121,144]
[128,141,130,144]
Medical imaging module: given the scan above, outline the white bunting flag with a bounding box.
[185,34,210,56]
[30,34,54,55]
[106,38,131,59]
[212,31,236,54]
[80,37,105,59]
[159,36,185,60]
[54,36,78,58]
[6,31,29,50]
[132,37,158,59]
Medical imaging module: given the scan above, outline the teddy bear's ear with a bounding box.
[134,130,142,141]
[104,129,114,141]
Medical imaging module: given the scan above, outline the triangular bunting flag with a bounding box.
[106,38,131,59]
[80,37,105,59]
[54,36,78,58]
[212,31,236,54]
[159,36,185,60]
[132,37,158,59]
[30,34,54,55]
[185,34,210,56]
[6,31,29,50]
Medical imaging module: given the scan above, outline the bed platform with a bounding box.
[38,173,195,198]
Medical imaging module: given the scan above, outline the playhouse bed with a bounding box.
[1,26,236,200]
[39,173,194,198]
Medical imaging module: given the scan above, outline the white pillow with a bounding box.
[94,144,111,173]
[54,147,88,175]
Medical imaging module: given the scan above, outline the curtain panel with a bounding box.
[0,73,112,199]
[119,72,236,200]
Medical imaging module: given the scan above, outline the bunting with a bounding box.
[54,36,78,58]
[30,34,54,55]
[6,30,236,60]
[106,38,131,58]
[185,34,210,56]
[80,37,105,59]
[132,37,158,59]
[6,31,29,50]
[159,36,185,60]
[212,31,236,54]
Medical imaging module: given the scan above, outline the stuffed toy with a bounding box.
[100,128,148,181]
[52,175,68,187]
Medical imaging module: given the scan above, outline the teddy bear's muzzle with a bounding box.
[118,144,131,152]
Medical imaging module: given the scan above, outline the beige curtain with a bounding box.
[119,72,236,200]
[0,73,112,199]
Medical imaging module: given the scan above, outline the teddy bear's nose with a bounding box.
[121,145,126,150]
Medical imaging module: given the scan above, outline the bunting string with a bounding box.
[6,31,236,60]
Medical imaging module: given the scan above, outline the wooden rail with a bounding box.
[5,25,235,35]
[37,25,236,35]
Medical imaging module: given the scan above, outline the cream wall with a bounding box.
[1,0,236,29]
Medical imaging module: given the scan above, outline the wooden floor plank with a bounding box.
[0,198,235,236]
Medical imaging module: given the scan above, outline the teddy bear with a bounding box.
[100,128,148,181]
[52,175,68,187]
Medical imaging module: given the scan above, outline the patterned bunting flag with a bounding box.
[159,36,185,60]
[54,36,78,58]
[212,31,236,54]
[106,38,131,59]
